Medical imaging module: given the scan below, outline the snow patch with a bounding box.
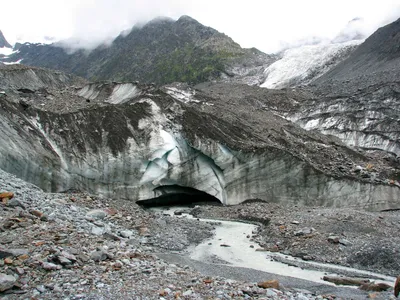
[3,59,23,65]
[107,83,141,104]
[164,87,200,103]
[0,47,14,56]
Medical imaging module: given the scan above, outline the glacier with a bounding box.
[261,41,361,89]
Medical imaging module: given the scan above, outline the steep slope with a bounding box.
[0,30,12,48]
[0,66,398,210]
[316,17,400,90]
[1,16,274,85]
[261,41,360,89]
[273,18,400,160]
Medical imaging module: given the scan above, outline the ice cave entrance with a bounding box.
[137,185,222,207]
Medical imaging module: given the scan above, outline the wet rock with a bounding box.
[0,273,16,292]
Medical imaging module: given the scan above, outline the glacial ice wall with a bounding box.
[0,94,398,211]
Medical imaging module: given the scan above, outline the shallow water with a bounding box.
[150,206,396,286]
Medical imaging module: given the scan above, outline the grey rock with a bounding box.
[57,255,72,265]
[42,261,61,271]
[60,251,77,261]
[265,289,278,297]
[6,198,25,209]
[90,250,109,262]
[119,230,134,238]
[0,273,16,292]
[86,209,107,220]
[339,239,352,246]
[0,248,28,258]
[328,236,340,244]
[91,225,106,235]
[294,228,312,236]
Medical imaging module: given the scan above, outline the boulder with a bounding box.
[0,273,16,292]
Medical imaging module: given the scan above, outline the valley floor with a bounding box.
[0,169,399,299]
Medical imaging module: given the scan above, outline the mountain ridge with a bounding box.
[1,16,275,85]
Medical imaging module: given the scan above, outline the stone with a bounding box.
[0,192,14,200]
[294,227,312,236]
[6,198,25,209]
[0,248,28,259]
[395,276,400,297]
[4,257,13,264]
[57,256,72,265]
[60,251,77,262]
[86,209,107,220]
[0,273,16,292]
[119,230,134,238]
[258,280,280,289]
[266,289,278,297]
[328,236,340,244]
[291,221,300,225]
[30,209,44,218]
[42,261,61,271]
[103,232,121,241]
[91,225,106,235]
[359,282,391,292]
[339,239,352,246]
[183,289,193,296]
[220,244,231,247]
[354,166,363,172]
[90,250,109,262]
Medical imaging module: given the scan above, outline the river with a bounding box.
[150,206,396,287]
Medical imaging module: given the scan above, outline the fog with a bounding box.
[1,0,399,53]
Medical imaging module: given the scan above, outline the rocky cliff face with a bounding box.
[0,16,275,85]
[0,66,398,210]
[0,30,12,49]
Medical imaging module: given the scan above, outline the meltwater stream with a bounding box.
[150,207,396,286]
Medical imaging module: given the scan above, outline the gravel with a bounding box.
[0,169,398,299]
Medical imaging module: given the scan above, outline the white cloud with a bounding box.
[1,0,399,53]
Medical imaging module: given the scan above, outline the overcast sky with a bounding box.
[1,0,399,53]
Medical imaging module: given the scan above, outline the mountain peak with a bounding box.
[0,30,12,48]
[177,15,198,23]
